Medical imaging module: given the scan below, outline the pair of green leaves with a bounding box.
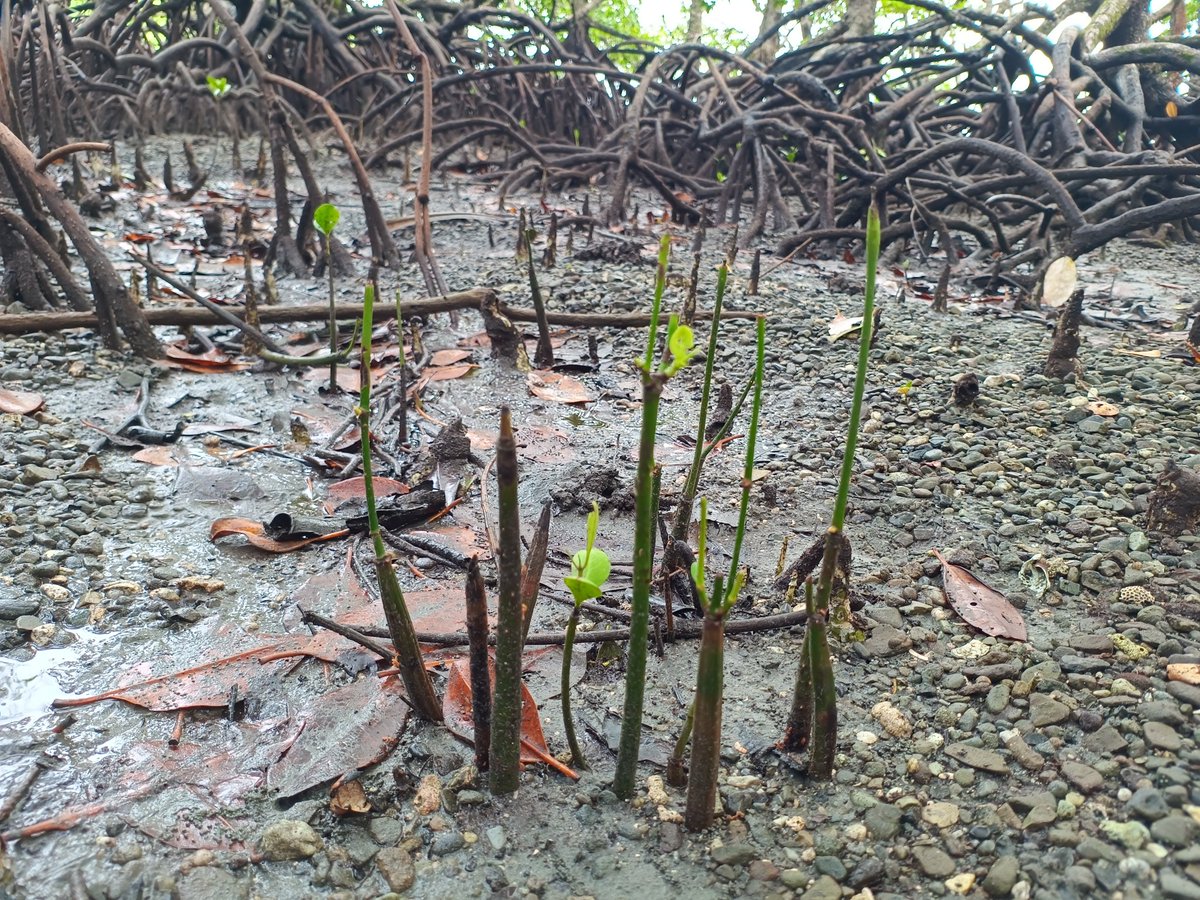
[206,75,230,99]
[564,502,610,606]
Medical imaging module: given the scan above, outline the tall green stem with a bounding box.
[561,606,586,769]
[830,204,879,532]
[326,233,337,391]
[490,407,523,794]
[613,374,663,799]
[614,235,671,801]
[359,284,440,722]
[672,264,728,541]
[725,317,766,601]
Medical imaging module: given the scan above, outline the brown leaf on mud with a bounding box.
[132,445,189,466]
[430,348,473,367]
[423,363,478,382]
[210,517,344,553]
[330,780,372,816]
[1167,663,1200,685]
[52,643,296,711]
[0,388,45,415]
[266,676,411,798]
[933,549,1027,641]
[160,345,252,373]
[527,371,595,405]
[442,658,578,779]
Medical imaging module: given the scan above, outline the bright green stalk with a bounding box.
[490,407,523,794]
[830,205,879,532]
[782,202,880,767]
[614,235,673,801]
[359,284,440,722]
[643,236,670,367]
[724,317,766,603]
[326,232,337,390]
[613,372,663,799]
[672,264,728,541]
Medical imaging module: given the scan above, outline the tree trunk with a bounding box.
[844,0,877,38]
[686,0,705,41]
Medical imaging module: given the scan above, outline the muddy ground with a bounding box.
[1,137,1199,900]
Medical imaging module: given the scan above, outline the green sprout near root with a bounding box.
[561,501,610,769]
[357,282,441,723]
[782,201,880,776]
[313,202,341,391]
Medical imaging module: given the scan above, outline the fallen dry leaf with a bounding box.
[827,312,864,342]
[209,517,344,553]
[267,676,411,798]
[324,475,409,514]
[526,371,595,405]
[442,659,577,780]
[330,780,372,816]
[1111,349,1162,359]
[160,345,253,373]
[132,445,189,466]
[429,349,473,367]
[0,388,45,415]
[423,363,477,382]
[933,549,1027,641]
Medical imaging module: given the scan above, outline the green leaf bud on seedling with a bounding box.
[206,75,230,98]
[564,502,610,605]
[313,202,340,236]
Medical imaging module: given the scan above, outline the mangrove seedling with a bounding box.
[490,406,524,794]
[357,282,441,722]
[782,202,881,775]
[683,498,746,831]
[614,235,698,800]
[313,201,340,391]
[561,502,610,769]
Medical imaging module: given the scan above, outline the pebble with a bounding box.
[982,855,1021,897]
[913,845,955,877]
[374,848,415,893]
[710,843,758,866]
[259,821,322,861]
[1143,721,1183,751]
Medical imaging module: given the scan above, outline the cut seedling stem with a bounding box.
[684,587,725,832]
[465,556,491,773]
[358,283,441,723]
[490,407,524,794]
[526,227,555,368]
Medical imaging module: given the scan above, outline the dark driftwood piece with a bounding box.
[1044,289,1085,378]
[0,292,760,335]
[1146,461,1200,537]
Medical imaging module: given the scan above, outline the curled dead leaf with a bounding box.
[330,780,371,816]
[526,371,595,405]
[933,549,1027,641]
[209,517,345,553]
